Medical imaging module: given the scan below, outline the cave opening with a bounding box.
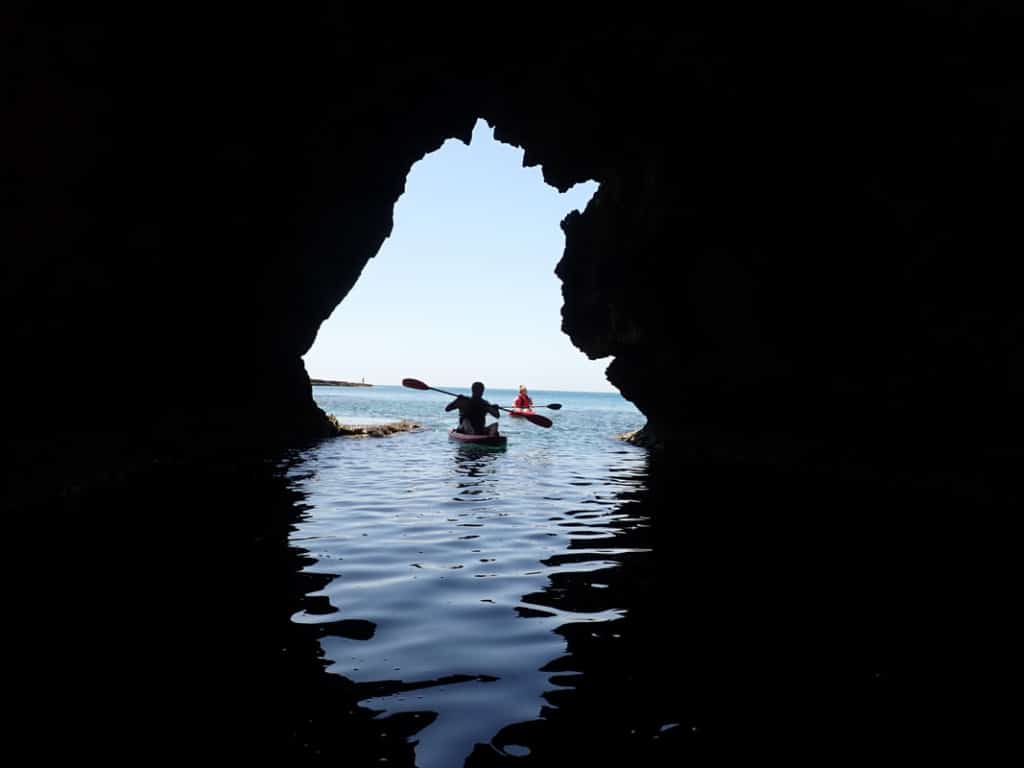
[302,119,609,393]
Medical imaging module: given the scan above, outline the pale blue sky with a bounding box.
[303,119,613,392]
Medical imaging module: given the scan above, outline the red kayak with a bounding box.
[508,408,535,417]
[448,429,508,448]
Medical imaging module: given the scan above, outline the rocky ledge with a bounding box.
[310,379,373,387]
[327,416,420,438]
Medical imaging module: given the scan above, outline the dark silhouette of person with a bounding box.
[445,381,500,435]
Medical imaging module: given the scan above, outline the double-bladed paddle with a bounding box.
[402,378,553,428]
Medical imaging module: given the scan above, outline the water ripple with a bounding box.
[288,388,648,768]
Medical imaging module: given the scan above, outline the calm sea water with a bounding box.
[35,384,942,760]
[284,385,652,765]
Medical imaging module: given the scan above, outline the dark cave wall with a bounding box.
[8,10,484,454]
[487,7,1024,472]
[7,5,1023,498]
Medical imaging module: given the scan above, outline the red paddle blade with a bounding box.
[524,412,553,428]
[402,378,430,390]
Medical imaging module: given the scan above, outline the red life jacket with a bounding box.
[514,393,533,409]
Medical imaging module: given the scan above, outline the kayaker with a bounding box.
[446,381,500,436]
[513,385,533,411]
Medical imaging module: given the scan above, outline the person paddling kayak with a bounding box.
[513,385,534,411]
[445,381,500,436]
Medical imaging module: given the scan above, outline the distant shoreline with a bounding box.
[311,378,373,387]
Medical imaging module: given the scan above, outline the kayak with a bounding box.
[508,408,535,417]
[448,429,507,448]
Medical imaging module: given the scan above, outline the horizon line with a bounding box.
[309,377,620,395]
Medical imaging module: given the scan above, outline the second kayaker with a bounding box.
[513,385,534,411]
